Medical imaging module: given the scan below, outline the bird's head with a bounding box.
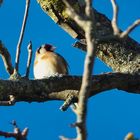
[37,44,56,54]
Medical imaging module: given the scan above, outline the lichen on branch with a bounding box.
[37,0,140,74]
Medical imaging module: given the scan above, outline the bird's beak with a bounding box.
[51,46,56,51]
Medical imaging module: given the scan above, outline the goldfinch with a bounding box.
[34,44,69,79]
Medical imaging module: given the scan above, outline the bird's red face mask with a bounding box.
[43,44,56,52]
[37,44,56,54]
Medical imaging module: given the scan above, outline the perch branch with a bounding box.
[0,41,14,75]
[0,73,140,104]
[15,0,30,73]
[25,41,32,78]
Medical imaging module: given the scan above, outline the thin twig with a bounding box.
[0,41,14,75]
[76,7,96,140]
[120,19,140,38]
[85,0,92,17]
[25,41,32,78]
[0,131,17,138]
[15,0,30,73]
[111,0,140,38]
[0,95,16,106]
[59,94,75,111]
[110,0,120,36]
[0,121,28,140]
[63,1,96,140]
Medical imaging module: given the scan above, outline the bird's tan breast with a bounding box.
[34,52,67,79]
[41,53,67,73]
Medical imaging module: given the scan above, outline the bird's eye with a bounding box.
[44,44,51,51]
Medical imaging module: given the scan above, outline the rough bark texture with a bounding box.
[0,0,140,106]
[0,73,140,104]
[37,0,85,38]
[0,41,14,75]
[37,0,140,73]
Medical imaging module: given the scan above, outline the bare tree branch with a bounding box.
[63,0,96,139]
[85,0,92,17]
[60,94,76,111]
[63,1,86,28]
[110,0,120,36]
[0,95,15,106]
[15,0,30,73]
[0,121,28,140]
[0,41,14,75]
[37,1,140,74]
[0,131,17,139]
[0,73,140,112]
[111,0,140,38]
[120,19,140,38]
[74,37,140,74]
[25,41,32,78]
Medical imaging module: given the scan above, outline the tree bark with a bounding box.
[0,73,140,104]
[37,0,140,73]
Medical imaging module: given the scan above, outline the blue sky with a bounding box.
[0,0,140,140]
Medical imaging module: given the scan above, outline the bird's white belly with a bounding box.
[34,60,57,79]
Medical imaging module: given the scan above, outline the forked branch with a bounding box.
[111,0,140,38]
[0,121,28,140]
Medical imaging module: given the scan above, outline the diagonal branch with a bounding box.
[120,19,140,38]
[37,1,140,74]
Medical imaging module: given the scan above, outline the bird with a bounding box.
[34,44,69,79]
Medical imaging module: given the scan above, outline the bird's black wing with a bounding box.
[56,53,69,74]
